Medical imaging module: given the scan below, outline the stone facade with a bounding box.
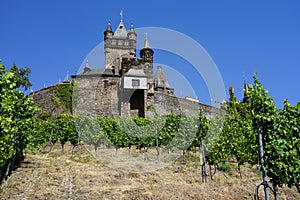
[30,85,56,113]
[104,21,136,70]
[147,92,222,118]
[30,82,72,118]
[31,18,223,119]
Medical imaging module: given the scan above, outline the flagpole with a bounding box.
[120,10,123,21]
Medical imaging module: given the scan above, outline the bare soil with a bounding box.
[0,143,299,200]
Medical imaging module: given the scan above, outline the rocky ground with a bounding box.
[0,143,299,200]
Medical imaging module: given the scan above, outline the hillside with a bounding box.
[0,143,298,200]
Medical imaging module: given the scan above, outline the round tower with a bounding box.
[104,21,113,40]
[140,35,154,63]
[128,23,137,40]
[139,36,154,91]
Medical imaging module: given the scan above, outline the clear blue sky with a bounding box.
[1,0,299,108]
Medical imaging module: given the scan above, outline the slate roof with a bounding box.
[76,66,116,77]
[114,20,128,38]
[154,66,173,88]
[124,68,147,77]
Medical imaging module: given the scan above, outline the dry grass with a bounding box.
[0,143,299,199]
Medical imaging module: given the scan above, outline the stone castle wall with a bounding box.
[30,85,55,113]
[147,92,222,119]
[72,75,119,117]
[31,84,223,119]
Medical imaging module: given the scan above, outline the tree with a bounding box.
[0,61,37,182]
[8,63,32,90]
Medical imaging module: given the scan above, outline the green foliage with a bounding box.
[217,162,232,173]
[216,92,257,166]
[192,110,209,149]
[246,74,300,190]
[56,114,77,151]
[8,63,32,90]
[205,116,224,165]
[265,100,300,188]
[168,114,198,152]
[0,61,37,176]
[76,115,112,151]
[206,73,299,193]
[53,82,72,112]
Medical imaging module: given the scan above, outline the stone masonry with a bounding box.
[31,17,223,119]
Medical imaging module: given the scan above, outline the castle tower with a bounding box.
[140,35,154,93]
[154,66,174,95]
[104,15,136,70]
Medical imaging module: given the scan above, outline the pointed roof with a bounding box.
[144,37,151,49]
[63,71,70,83]
[154,66,172,88]
[244,80,249,92]
[85,60,90,68]
[105,21,113,33]
[114,20,127,38]
[129,23,136,34]
[243,81,251,103]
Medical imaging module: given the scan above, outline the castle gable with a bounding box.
[113,21,128,38]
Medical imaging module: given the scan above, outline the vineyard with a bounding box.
[0,62,300,199]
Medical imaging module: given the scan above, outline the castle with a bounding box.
[31,17,222,119]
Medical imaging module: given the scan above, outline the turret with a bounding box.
[139,36,154,83]
[128,23,137,40]
[104,21,113,39]
[140,35,154,63]
[154,66,174,95]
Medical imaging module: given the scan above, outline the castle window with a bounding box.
[157,88,163,92]
[104,80,109,89]
[118,40,123,45]
[124,41,129,46]
[132,79,140,87]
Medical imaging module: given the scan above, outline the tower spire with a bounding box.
[144,33,151,49]
[63,71,70,83]
[105,20,112,32]
[104,20,113,39]
[85,60,90,68]
[243,80,251,104]
[129,23,135,33]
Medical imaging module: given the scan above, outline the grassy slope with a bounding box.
[0,143,298,200]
